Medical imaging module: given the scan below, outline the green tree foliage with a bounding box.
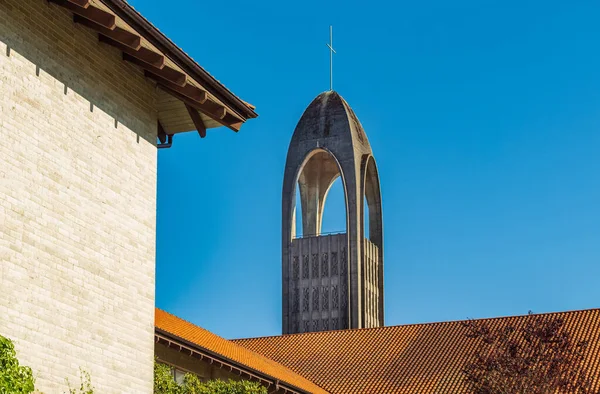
[462,312,596,394]
[154,362,182,394]
[154,361,266,394]
[183,376,267,394]
[0,335,35,394]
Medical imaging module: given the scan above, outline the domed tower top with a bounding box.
[281,91,384,334]
[289,90,371,152]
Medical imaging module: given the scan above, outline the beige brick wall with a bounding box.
[0,0,158,392]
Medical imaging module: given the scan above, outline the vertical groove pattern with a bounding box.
[290,234,348,333]
[363,238,379,328]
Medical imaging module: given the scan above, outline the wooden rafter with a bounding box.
[157,121,173,148]
[67,0,90,8]
[145,71,208,104]
[157,84,242,132]
[74,15,141,50]
[49,0,116,29]
[123,53,186,87]
[48,0,250,135]
[185,104,207,138]
[99,35,165,68]
[157,121,167,144]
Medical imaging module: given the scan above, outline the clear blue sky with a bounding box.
[132,0,600,339]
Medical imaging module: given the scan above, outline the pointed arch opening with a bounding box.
[291,149,347,239]
[363,155,382,248]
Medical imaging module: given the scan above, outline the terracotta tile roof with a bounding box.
[234,309,600,394]
[154,309,329,394]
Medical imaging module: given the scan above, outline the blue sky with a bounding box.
[132,0,600,339]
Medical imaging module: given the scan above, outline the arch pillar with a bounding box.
[361,155,384,327]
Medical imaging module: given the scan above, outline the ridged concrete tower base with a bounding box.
[282,91,384,334]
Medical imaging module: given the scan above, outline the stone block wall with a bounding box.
[0,0,158,392]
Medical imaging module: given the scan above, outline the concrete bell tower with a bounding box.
[282,91,384,334]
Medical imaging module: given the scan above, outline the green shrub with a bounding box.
[154,362,183,394]
[154,361,266,394]
[0,335,35,394]
[182,376,267,394]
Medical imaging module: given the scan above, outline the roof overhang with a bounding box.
[47,0,258,142]
[155,329,312,394]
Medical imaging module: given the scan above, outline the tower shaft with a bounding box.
[282,91,384,334]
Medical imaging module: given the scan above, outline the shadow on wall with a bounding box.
[0,0,157,146]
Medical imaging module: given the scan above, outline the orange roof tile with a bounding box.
[234,309,600,394]
[155,309,329,394]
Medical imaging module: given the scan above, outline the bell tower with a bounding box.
[282,91,384,334]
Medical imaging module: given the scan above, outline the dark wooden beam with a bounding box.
[157,85,242,132]
[200,101,244,126]
[68,0,89,8]
[157,120,167,144]
[210,106,226,120]
[198,99,227,119]
[99,35,165,69]
[49,0,116,29]
[74,15,141,50]
[145,71,207,103]
[123,53,186,86]
[228,122,243,132]
[186,104,206,138]
[223,111,244,124]
[157,133,173,149]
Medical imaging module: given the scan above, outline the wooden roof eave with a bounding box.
[99,0,257,120]
[154,329,315,394]
[46,0,255,139]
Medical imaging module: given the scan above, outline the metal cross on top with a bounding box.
[326,25,336,91]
